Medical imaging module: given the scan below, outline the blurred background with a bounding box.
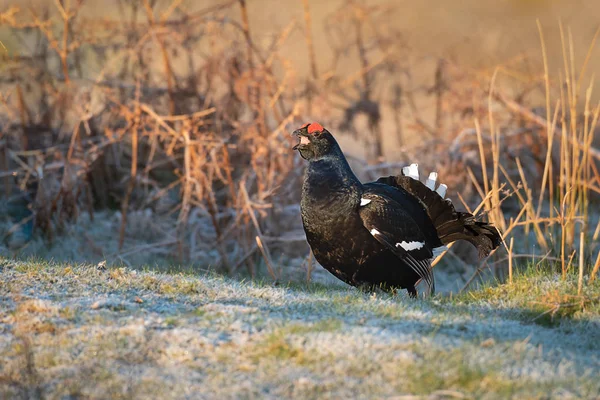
[1,0,599,292]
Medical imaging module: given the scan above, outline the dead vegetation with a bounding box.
[0,0,599,291]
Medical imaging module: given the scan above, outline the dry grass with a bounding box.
[440,22,600,293]
[1,0,309,278]
[0,1,599,291]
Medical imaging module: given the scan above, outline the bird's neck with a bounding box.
[304,147,362,195]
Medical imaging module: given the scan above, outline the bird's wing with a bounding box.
[358,192,435,294]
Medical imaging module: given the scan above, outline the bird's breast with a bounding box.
[300,190,376,261]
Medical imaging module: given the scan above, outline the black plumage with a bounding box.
[293,122,502,297]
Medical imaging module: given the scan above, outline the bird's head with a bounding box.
[292,122,337,160]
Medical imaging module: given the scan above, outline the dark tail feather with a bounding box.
[435,212,502,258]
[376,174,503,258]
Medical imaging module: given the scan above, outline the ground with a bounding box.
[1,257,599,399]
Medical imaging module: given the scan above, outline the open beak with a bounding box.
[292,129,311,150]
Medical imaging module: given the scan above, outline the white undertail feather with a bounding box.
[360,198,371,206]
[403,163,419,180]
[370,228,380,236]
[436,184,447,199]
[403,162,448,199]
[425,172,437,190]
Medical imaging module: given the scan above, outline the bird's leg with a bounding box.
[355,282,376,293]
[407,286,418,298]
[352,268,390,296]
[352,269,371,293]
[355,282,388,296]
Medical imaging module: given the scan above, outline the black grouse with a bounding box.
[293,122,502,297]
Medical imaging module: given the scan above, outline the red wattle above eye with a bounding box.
[307,122,323,134]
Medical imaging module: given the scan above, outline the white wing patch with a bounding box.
[360,198,371,206]
[370,228,380,236]
[396,241,425,251]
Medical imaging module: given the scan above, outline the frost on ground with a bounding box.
[0,258,599,399]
